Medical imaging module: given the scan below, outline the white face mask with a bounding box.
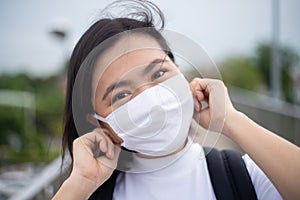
[94,73,194,156]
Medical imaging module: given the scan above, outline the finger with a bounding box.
[193,79,222,104]
[96,143,121,171]
[101,125,123,145]
[101,132,116,160]
[99,136,108,153]
[193,96,200,111]
[106,142,115,159]
[78,130,111,158]
[190,78,209,99]
[73,137,94,158]
[202,80,227,131]
[198,107,210,128]
[75,133,101,153]
[94,128,116,159]
[189,78,202,93]
[190,78,203,111]
[195,90,205,102]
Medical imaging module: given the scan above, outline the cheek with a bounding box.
[167,61,180,73]
[167,65,181,78]
[94,94,112,118]
[173,64,180,72]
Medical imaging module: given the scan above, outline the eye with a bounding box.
[151,70,166,81]
[112,91,131,104]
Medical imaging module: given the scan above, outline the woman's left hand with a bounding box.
[189,78,237,135]
[190,77,300,199]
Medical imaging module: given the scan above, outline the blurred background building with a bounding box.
[0,0,299,199]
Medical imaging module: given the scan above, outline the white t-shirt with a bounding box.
[113,139,282,200]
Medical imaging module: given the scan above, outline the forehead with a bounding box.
[92,33,165,93]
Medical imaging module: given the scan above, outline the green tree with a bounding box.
[0,72,64,164]
[255,43,299,103]
[220,56,263,92]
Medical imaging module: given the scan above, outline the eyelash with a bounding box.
[151,68,167,81]
[111,67,168,104]
[111,90,131,104]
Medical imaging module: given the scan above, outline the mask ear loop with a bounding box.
[90,110,108,128]
[93,113,107,122]
[86,113,102,127]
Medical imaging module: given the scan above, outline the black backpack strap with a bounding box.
[89,149,133,200]
[203,147,257,200]
[89,170,120,200]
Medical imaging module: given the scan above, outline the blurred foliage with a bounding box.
[220,43,299,103]
[220,56,263,91]
[0,72,65,165]
[256,43,299,103]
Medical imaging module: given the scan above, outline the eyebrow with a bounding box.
[102,56,168,101]
[142,57,167,75]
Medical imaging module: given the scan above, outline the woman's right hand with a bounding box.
[71,128,121,188]
[53,128,121,199]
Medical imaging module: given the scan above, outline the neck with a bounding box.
[136,138,188,159]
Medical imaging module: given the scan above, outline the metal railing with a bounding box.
[229,86,300,146]
[8,158,63,200]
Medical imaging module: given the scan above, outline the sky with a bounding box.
[0,0,299,77]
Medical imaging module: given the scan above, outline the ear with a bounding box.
[86,114,101,127]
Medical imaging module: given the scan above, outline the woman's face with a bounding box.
[92,33,180,142]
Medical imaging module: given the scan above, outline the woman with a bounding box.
[53,0,300,199]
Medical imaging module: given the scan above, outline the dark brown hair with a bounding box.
[62,0,174,172]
